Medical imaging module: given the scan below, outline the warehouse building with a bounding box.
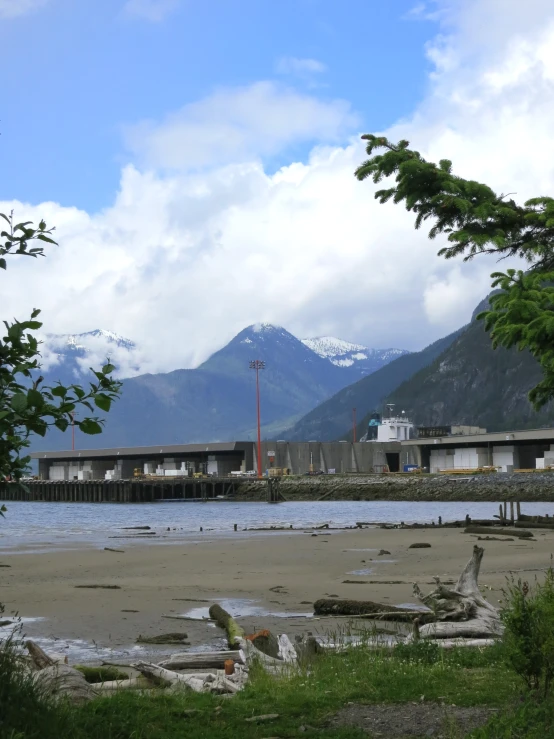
[31,438,408,480]
[402,426,554,472]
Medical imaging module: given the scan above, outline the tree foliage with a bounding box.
[0,211,122,482]
[355,135,554,409]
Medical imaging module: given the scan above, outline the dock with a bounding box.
[1,477,244,504]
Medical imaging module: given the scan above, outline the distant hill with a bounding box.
[282,328,464,442]
[376,308,554,433]
[30,323,405,451]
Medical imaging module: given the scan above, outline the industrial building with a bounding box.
[402,426,554,472]
[31,438,408,480]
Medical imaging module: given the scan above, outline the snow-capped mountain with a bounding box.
[302,336,409,378]
[41,329,141,382]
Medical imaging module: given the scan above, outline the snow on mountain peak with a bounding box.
[302,336,366,359]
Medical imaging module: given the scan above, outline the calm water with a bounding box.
[0,499,553,552]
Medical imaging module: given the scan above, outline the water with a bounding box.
[0,500,552,553]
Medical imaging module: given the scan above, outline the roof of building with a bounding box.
[31,442,252,460]
[402,427,554,446]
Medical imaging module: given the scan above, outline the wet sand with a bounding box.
[1,527,553,662]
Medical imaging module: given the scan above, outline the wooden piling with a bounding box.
[510,501,514,524]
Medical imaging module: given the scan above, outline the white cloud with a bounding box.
[124,82,357,171]
[276,57,327,75]
[3,0,554,375]
[123,0,179,22]
[0,0,48,18]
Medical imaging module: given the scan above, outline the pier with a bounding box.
[0,477,244,504]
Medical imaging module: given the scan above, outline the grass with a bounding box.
[0,640,518,739]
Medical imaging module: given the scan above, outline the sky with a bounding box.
[2,0,554,375]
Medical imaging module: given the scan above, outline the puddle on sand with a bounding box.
[183,598,312,620]
[346,559,397,575]
[343,549,379,552]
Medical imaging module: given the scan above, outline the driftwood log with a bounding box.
[158,650,245,670]
[313,599,433,622]
[247,629,280,658]
[209,604,246,647]
[464,526,532,539]
[33,664,99,704]
[412,545,502,641]
[132,661,241,694]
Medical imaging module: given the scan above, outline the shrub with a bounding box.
[501,566,554,697]
[0,624,68,739]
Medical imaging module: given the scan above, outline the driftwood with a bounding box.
[94,677,148,692]
[313,599,433,623]
[33,664,99,704]
[26,640,57,669]
[162,614,213,622]
[278,634,298,663]
[136,633,188,645]
[514,521,554,530]
[132,661,241,694]
[412,545,502,640]
[158,650,245,670]
[74,584,122,589]
[247,629,280,658]
[209,604,245,647]
[464,526,532,539]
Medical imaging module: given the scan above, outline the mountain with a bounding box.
[41,330,140,385]
[302,336,409,378]
[373,303,554,433]
[282,328,464,442]
[30,324,364,451]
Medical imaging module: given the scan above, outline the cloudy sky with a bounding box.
[2,0,554,374]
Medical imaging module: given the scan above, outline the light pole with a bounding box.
[249,360,265,478]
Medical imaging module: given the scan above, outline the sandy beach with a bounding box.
[2,526,554,662]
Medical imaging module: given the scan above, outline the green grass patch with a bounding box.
[0,641,520,739]
[65,645,517,739]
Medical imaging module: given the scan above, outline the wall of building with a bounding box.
[257,441,412,475]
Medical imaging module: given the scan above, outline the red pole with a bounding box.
[256,366,262,478]
[72,412,75,451]
[353,408,357,443]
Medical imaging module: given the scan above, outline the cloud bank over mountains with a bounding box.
[3,0,554,375]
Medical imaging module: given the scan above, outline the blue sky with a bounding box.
[2,0,437,212]
[3,0,554,372]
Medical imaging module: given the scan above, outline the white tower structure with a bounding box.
[376,407,413,442]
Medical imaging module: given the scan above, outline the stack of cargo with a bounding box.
[537,445,554,469]
[492,445,520,472]
[453,448,489,470]
[429,449,455,473]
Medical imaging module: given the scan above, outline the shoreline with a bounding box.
[2,525,554,664]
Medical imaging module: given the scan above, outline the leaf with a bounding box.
[36,234,57,245]
[94,393,111,412]
[0,258,6,270]
[27,388,44,408]
[55,418,69,432]
[50,386,66,398]
[102,363,116,375]
[11,393,27,412]
[79,418,102,435]
[31,308,41,319]
[0,213,10,224]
